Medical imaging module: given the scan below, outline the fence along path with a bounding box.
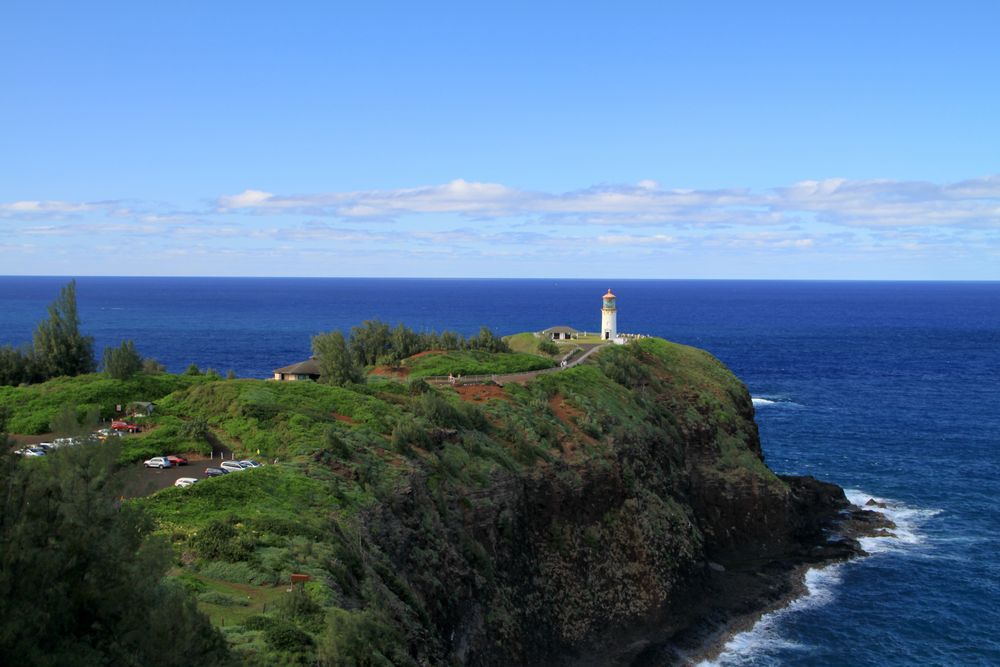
[424,343,608,387]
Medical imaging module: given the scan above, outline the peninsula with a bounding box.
[1,314,889,665]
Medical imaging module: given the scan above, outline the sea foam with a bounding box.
[696,490,938,666]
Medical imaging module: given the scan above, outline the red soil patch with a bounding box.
[333,413,357,425]
[548,394,596,458]
[407,350,445,359]
[454,384,507,403]
[371,366,410,378]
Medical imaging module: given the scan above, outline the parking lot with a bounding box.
[123,458,223,497]
[10,432,245,498]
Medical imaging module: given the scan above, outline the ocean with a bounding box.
[1,277,998,665]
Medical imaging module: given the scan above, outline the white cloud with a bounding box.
[212,175,1000,229]
[217,189,275,209]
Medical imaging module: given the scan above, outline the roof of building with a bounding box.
[541,325,580,334]
[604,288,616,299]
[273,357,321,375]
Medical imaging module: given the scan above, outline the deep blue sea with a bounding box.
[2,277,998,665]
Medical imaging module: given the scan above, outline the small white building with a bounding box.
[542,326,580,341]
[601,289,618,340]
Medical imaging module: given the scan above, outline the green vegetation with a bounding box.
[103,339,144,380]
[312,330,363,386]
[505,332,560,357]
[0,439,232,666]
[0,280,96,386]
[348,319,510,367]
[403,349,555,378]
[0,332,783,665]
[0,372,210,434]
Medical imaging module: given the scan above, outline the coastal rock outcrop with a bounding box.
[342,339,883,665]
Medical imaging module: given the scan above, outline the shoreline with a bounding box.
[607,499,896,667]
[675,500,898,667]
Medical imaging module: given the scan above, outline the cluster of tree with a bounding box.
[0,414,233,665]
[312,320,510,386]
[347,320,509,367]
[0,281,96,386]
[0,281,175,385]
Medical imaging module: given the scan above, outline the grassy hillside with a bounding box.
[402,349,555,378]
[0,372,210,434]
[5,338,781,665]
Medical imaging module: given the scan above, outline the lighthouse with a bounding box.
[601,289,617,340]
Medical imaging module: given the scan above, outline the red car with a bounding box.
[166,455,188,466]
[111,420,139,433]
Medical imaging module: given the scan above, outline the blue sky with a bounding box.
[2,1,998,278]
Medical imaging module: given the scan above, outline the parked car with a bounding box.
[52,437,75,447]
[35,443,55,453]
[15,447,46,457]
[204,467,227,477]
[174,477,199,488]
[111,420,139,433]
[96,428,123,442]
[143,456,173,469]
[220,461,245,473]
[166,455,188,466]
[237,460,261,469]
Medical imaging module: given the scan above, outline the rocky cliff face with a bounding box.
[347,339,871,666]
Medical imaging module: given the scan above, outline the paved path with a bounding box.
[427,342,610,387]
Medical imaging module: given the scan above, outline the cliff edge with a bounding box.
[129,338,884,665]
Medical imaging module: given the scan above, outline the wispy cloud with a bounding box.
[214,175,1000,229]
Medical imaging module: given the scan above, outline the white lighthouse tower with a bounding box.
[601,289,617,340]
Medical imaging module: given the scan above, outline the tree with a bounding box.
[0,442,233,666]
[0,345,34,386]
[313,331,363,386]
[103,339,143,380]
[31,280,95,379]
[184,363,202,376]
[349,320,392,367]
[142,358,166,374]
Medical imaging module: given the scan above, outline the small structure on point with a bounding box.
[273,357,321,382]
[601,289,618,341]
[541,325,580,341]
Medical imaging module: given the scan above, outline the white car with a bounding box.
[15,447,46,457]
[219,461,245,473]
[238,460,262,469]
[143,456,173,469]
[174,477,199,488]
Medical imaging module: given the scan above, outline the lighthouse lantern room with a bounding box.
[601,289,617,340]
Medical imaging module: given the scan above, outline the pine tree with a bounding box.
[31,280,95,379]
[313,330,363,386]
[103,339,143,380]
[0,441,233,665]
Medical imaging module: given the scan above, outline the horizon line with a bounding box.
[1,274,998,283]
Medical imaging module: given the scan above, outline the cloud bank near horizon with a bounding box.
[2,176,998,278]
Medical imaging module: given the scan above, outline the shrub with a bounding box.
[190,517,256,562]
[103,340,143,380]
[390,420,430,455]
[263,619,314,652]
[538,339,560,355]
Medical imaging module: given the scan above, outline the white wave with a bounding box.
[751,396,800,408]
[695,565,844,666]
[696,491,938,666]
[844,489,942,555]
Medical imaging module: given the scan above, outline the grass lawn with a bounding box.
[173,569,288,627]
[403,350,555,378]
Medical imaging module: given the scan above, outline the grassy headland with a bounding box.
[4,335,799,665]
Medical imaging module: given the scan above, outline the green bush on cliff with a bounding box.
[404,350,554,378]
[0,372,212,434]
